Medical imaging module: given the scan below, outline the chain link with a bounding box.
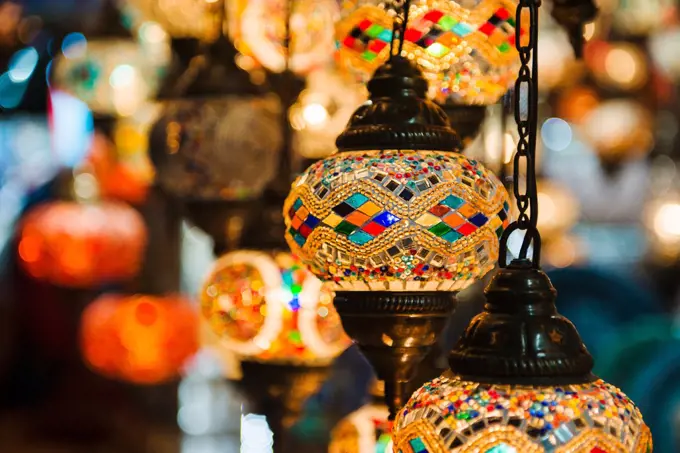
[500,0,542,267]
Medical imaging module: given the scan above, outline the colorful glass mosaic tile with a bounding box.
[393,374,653,453]
[284,150,509,291]
[335,0,524,105]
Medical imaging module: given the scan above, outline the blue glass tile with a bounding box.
[293,198,303,211]
[409,437,428,453]
[452,22,473,36]
[469,213,489,227]
[443,230,463,243]
[378,29,393,42]
[441,195,465,209]
[304,215,320,228]
[374,211,401,227]
[346,193,370,209]
[348,230,373,245]
[293,234,306,247]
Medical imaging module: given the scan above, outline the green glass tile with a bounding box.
[336,220,359,235]
[498,42,511,53]
[362,50,378,61]
[429,222,452,237]
[507,18,516,27]
[366,24,384,38]
[438,15,458,30]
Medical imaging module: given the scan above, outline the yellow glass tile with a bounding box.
[444,213,465,228]
[296,206,309,220]
[458,203,477,218]
[358,200,381,216]
[489,216,502,230]
[323,213,343,228]
[416,213,441,228]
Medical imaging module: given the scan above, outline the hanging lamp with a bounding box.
[51,0,169,119]
[148,0,283,252]
[283,0,510,419]
[195,2,349,448]
[392,2,653,451]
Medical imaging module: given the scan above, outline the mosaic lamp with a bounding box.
[284,10,510,415]
[149,1,283,250]
[394,2,653,451]
[329,380,393,453]
[80,294,198,384]
[335,0,527,143]
[51,0,170,118]
[18,169,147,288]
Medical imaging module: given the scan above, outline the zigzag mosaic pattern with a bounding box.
[284,150,509,291]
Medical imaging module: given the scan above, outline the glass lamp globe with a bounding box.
[80,294,199,384]
[18,200,147,288]
[393,264,653,453]
[149,36,283,202]
[200,251,350,365]
[335,0,524,104]
[52,35,169,118]
[580,99,653,167]
[238,0,339,74]
[283,55,509,417]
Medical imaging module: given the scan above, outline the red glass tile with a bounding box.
[479,22,496,36]
[299,224,312,239]
[358,19,373,31]
[369,40,388,53]
[343,36,357,49]
[429,205,451,217]
[457,223,478,236]
[590,448,608,453]
[495,7,510,20]
[423,10,445,23]
[404,28,423,42]
[362,222,386,236]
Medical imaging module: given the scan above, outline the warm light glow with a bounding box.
[654,202,680,240]
[81,294,199,384]
[301,103,329,128]
[603,45,645,90]
[200,251,349,364]
[18,201,147,287]
[583,22,596,41]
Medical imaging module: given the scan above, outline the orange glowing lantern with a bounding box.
[18,201,147,288]
[80,294,199,384]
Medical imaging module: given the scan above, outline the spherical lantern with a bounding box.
[335,0,524,104]
[200,251,349,365]
[18,200,147,288]
[80,294,199,384]
[580,99,653,166]
[393,266,653,453]
[52,36,169,118]
[239,0,339,74]
[329,382,393,453]
[283,55,509,417]
[149,37,283,202]
[290,68,368,161]
[395,373,652,453]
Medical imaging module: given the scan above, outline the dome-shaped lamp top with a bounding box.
[283,57,509,292]
[393,263,653,452]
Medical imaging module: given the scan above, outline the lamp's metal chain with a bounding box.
[499,0,542,267]
[389,0,411,60]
